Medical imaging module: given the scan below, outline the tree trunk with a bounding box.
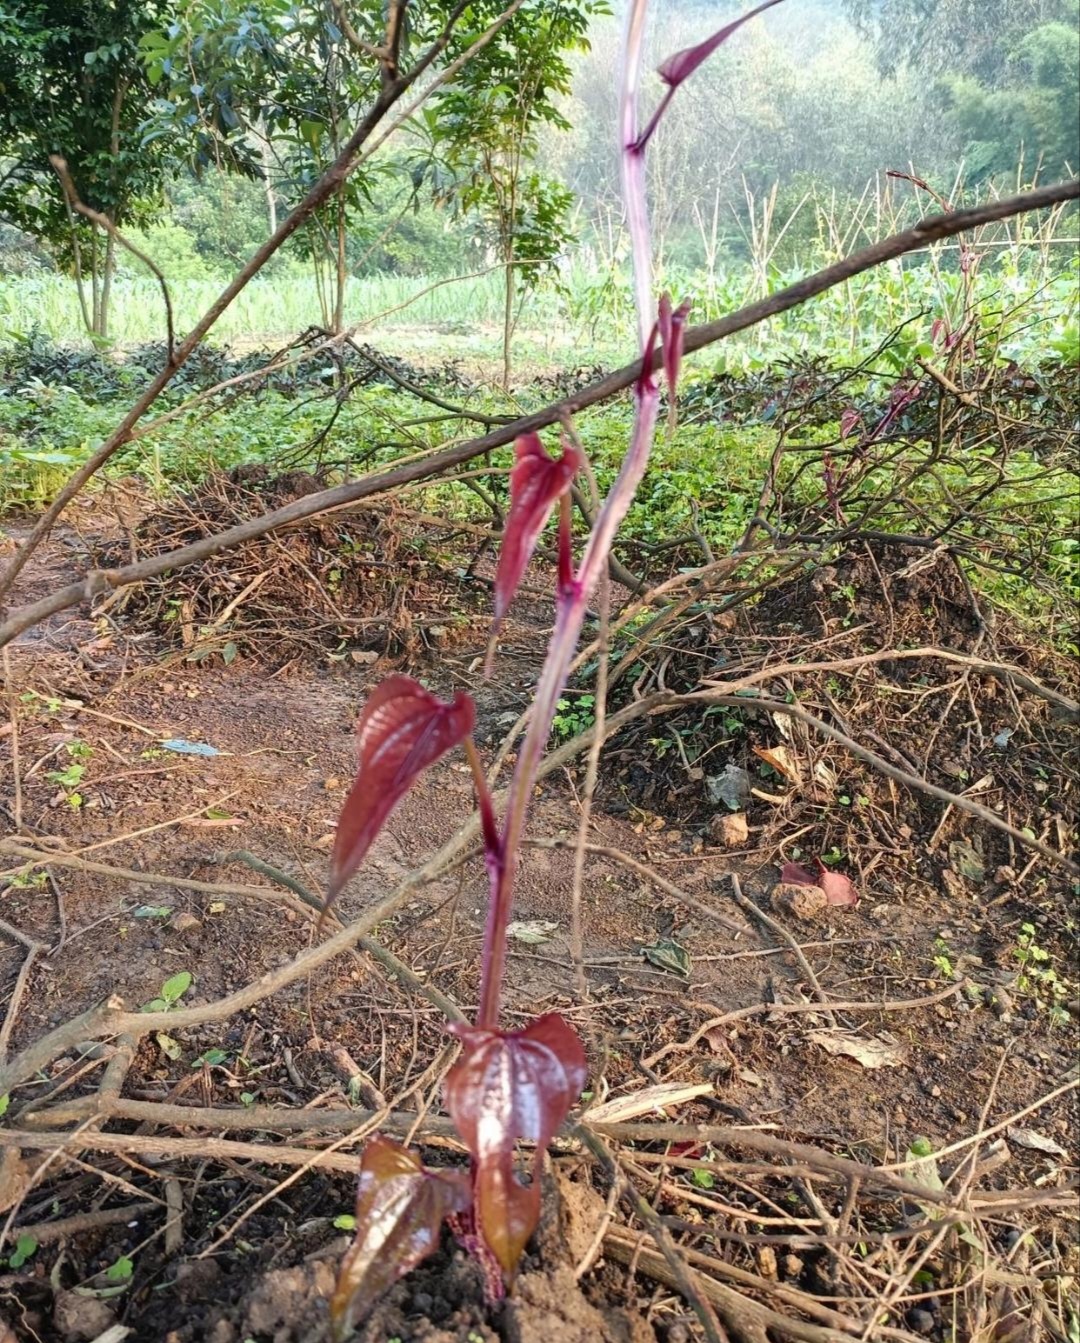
[98,227,116,341]
[90,226,102,338]
[260,134,278,235]
[334,186,347,333]
[501,256,514,393]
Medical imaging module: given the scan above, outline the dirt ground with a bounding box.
[0,489,1077,1343]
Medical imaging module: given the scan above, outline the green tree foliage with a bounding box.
[141,0,384,327]
[939,21,1080,179]
[0,0,177,335]
[846,0,1079,180]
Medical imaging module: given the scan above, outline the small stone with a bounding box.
[412,1291,434,1313]
[710,811,749,848]
[771,882,828,921]
[54,1291,115,1342]
[994,865,1017,884]
[169,912,201,935]
[905,1307,936,1336]
[781,1254,804,1279]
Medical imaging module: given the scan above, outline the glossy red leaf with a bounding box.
[328,676,475,908]
[330,1136,470,1340]
[781,859,859,907]
[493,433,582,626]
[444,1013,587,1278]
[636,0,786,151]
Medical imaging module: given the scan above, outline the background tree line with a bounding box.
[0,0,1076,341]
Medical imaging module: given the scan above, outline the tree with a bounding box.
[420,0,604,388]
[939,21,1080,180]
[0,0,175,338]
[844,0,1078,80]
[141,0,383,330]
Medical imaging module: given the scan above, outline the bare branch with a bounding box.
[50,155,175,356]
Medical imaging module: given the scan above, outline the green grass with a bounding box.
[2,246,1075,375]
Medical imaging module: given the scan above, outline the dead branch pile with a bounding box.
[100,466,486,667]
[594,542,1078,913]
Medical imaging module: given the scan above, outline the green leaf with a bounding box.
[9,1234,37,1268]
[0,1094,9,1118]
[642,938,691,978]
[106,1255,134,1282]
[161,971,192,1004]
[192,1048,229,1068]
[333,1214,357,1231]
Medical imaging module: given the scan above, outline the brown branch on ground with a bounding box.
[728,872,837,1025]
[602,1231,919,1343]
[695,691,1079,873]
[2,179,1076,649]
[575,1126,729,1343]
[525,837,751,937]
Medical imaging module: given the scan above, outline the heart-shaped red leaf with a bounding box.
[328,677,475,909]
[781,859,858,906]
[444,1013,587,1278]
[817,868,859,906]
[330,1135,470,1340]
[780,860,818,886]
[493,432,582,627]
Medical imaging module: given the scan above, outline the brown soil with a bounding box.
[0,496,1076,1343]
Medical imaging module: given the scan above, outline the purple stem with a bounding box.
[620,0,653,349]
[474,0,667,1031]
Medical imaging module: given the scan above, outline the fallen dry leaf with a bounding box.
[753,744,801,784]
[1006,1126,1067,1157]
[507,919,559,946]
[584,1082,713,1124]
[807,1031,905,1069]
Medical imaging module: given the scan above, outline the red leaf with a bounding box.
[780,860,818,886]
[658,293,691,397]
[657,0,786,89]
[493,433,582,626]
[780,859,858,907]
[839,407,862,440]
[330,1136,470,1339]
[817,867,859,907]
[444,1013,587,1278]
[328,677,475,907]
